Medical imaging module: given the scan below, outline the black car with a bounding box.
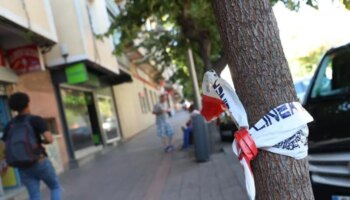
[218,112,237,142]
[303,43,350,200]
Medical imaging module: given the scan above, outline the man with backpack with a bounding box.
[1,92,61,200]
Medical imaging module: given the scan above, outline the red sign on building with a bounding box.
[7,45,42,74]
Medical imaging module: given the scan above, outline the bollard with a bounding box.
[192,114,210,162]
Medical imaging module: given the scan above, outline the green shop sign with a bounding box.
[65,63,88,84]
[65,63,100,87]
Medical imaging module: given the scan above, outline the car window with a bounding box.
[311,50,350,98]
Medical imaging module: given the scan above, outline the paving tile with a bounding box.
[34,111,249,200]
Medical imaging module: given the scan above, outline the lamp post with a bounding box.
[187,47,202,110]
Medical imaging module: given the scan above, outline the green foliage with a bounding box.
[97,98,113,118]
[62,94,88,127]
[63,94,86,107]
[109,0,349,97]
[271,0,350,10]
[270,0,318,10]
[341,0,350,9]
[108,0,184,58]
[171,66,192,99]
[296,46,327,77]
[108,0,220,89]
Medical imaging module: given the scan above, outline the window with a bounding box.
[0,97,10,139]
[153,92,158,105]
[150,90,155,107]
[107,1,122,48]
[61,88,95,151]
[144,88,151,112]
[138,92,147,114]
[44,118,58,135]
[311,50,350,98]
[87,0,110,35]
[97,95,120,141]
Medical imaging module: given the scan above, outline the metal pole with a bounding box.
[53,83,76,161]
[187,48,202,110]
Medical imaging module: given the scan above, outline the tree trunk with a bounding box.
[212,53,227,74]
[178,16,213,71]
[198,36,213,70]
[211,1,314,199]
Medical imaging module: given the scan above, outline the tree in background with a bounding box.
[109,0,224,100]
[109,0,349,100]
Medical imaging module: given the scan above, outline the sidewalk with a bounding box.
[18,110,248,200]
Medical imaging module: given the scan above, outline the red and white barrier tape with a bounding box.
[201,70,313,200]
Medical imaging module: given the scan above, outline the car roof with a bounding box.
[326,42,350,56]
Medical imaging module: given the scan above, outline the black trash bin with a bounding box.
[192,114,210,162]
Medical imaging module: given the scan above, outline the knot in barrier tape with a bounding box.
[235,128,258,163]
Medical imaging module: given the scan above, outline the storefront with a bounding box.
[0,77,17,190]
[0,1,60,196]
[0,62,21,196]
[0,81,14,140]
[0,47,68,197]
[60,88,98,151]
[51,62,126,166]
[0,67,17,137]
[96,89,120,143]
[0,44,71,199]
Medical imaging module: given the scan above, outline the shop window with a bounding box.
[44,118,58,135]
[138,92,146,114]
[61,88,96,151]
[150,90,155,107]
[0,96,10,139]
[0,84,6,96]
[144,88,151,112]
[96,95,120,142]
[153,92,158,105]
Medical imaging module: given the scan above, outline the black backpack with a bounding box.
[5,116,41,168]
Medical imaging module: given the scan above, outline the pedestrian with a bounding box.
[182,104,200,149]
[1,92,61,200]
[152,94,175,152]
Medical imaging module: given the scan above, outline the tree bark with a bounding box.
[198,35,213,70]
[211,1,314,199]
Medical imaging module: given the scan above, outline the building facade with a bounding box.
[45,0,128,167]
[0,0,169,197]
[113,58,160,139]
[0,0,64,196]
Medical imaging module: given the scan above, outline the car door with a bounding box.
[304,49,350,148]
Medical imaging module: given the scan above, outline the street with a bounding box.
[0,0,349,199]
[36,111,247,200]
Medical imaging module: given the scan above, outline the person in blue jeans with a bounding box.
[2,92,61,200]
[182,104,200,149]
